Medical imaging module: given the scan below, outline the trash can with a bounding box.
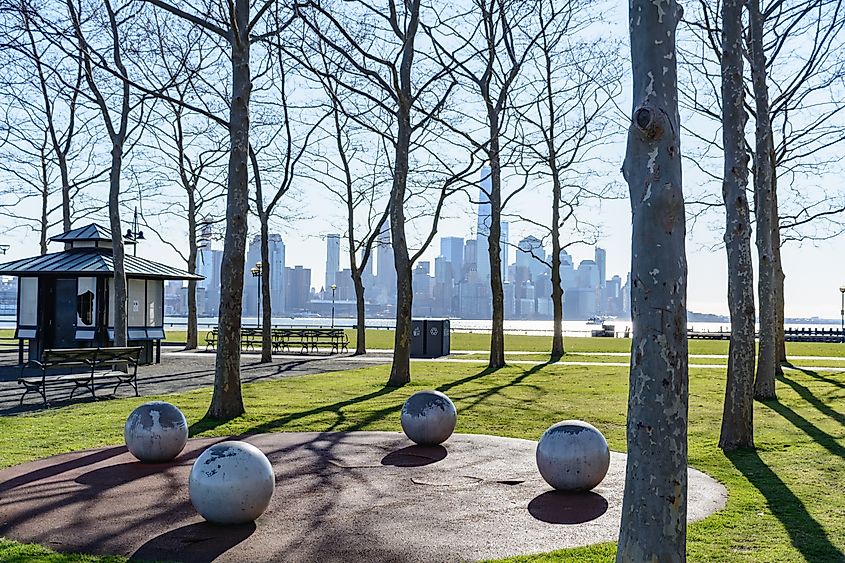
[410,319,425,357]
[424,319,450,358]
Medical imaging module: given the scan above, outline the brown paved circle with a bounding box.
[0,432,726,562]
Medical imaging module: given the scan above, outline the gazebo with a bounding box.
[0,223,202,364]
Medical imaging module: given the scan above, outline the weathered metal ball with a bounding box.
[536,420,610,492]
[189,441,275,525]
[401,390,457,445]
[124,401,188,463]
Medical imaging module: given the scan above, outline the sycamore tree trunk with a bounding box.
[352,271,366,355]
[260,214,272,363]
[109,144,128,347]
[772,171,786,370]
[386,0,419,388]
[550,168,564,358]
[208,2,250,419]
[487,128,505,369]
[40,153,49,255]
[718,0,755,452]
[388,119,413,385]
[616,1,688,561]
[186,190,198,350]
[749,0,777,401]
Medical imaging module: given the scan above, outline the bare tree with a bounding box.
[514,0,622,358]
[295,0,462,386]
[718,0,756,449]
[616,0,689,560]
[426,0,551,369]
[141,0,288,418]
[748,0,778,400]
[67,0,148,347]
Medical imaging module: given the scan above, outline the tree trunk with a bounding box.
[208,5,250,419]
[718,0,755,452]
[260,215,272,363]
[771,170,786,371]
[388,127,413,386]
[386,2,419,388]
[40,150,49,255]
[109,144,128,348]
[487,131,505,369]
[185,190,198,350]
[616,1,688,561]
[749,0,777,401]
[550,167,564,358]
[353,271,367,355]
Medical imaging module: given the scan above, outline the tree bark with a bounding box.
[352,272,366,355]
[185,189,198,350]
[260,214,272,363]
[40,149,49,255]
[718,0,755,452]
[616,1,688,561]
[208,0,250,419]
[109,144,128,348]
[386,0,420,388]
[549,140,564,358]
[487,133,505,369]
[771,170,786,371]
[749,0,777,401]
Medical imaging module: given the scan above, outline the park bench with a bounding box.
[205,327,349,354]
[18,346,142,406]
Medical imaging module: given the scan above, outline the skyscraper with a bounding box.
[325,234,341,292]
[375,219,396,304]
[595,247,607,289]
[440,236,464,281]
[476,166,508,283]
[243,234,285,316]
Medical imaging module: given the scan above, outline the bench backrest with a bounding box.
[41,347,142,369]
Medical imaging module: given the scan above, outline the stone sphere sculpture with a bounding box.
[189,441,275,525]
[401,390,457,446]
[536,420,610,492]
[124,401,188,463]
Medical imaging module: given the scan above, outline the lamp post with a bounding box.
[331,284,337,329]
[840,286,845,343]
[251,262,262,328]
[0,244,9,255]
[124,207,145,256]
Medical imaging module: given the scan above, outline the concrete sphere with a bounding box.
[189,441,275,525]
[124,401,188,463]
[536,420,610,492]
[401,390,457,446]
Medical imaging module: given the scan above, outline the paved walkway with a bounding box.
[0,432,726,562]
[2,346,841,415]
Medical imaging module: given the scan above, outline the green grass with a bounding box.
[2,349,845,562]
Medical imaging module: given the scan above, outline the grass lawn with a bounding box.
[1,337,845,562]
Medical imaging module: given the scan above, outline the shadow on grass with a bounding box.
[783,362,845,390]
[448,361,551,413]
[761,396,845,460]
[777,370,845,428]
[726,449,842,562]
[188,384,402,437]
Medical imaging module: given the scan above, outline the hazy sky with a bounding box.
[2,2,844,319]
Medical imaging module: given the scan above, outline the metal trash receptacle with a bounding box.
[424,319,450,358]
[410,319,425,357]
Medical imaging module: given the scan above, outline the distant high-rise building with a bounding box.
[243,234,285,316]
[558,249,577,289]
[516,235,545,283]
[475,166,508,283]
[197,244,223,315]
[463,239,477,281]
[285,265,311,311]
[440,236,464,281]
[375,219,396,304]
[325,234,341,292]
[595,247,606,289]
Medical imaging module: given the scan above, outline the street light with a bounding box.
[251,262,262,328]
[0,244,9,255]
[840,286,845,343]
[124,207,145,256]
[331,283,337,329]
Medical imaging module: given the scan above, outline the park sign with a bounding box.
[0,223,202,364]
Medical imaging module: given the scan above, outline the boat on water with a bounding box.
[586,316,605,325]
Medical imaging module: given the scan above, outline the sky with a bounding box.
[2,2,845,320]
